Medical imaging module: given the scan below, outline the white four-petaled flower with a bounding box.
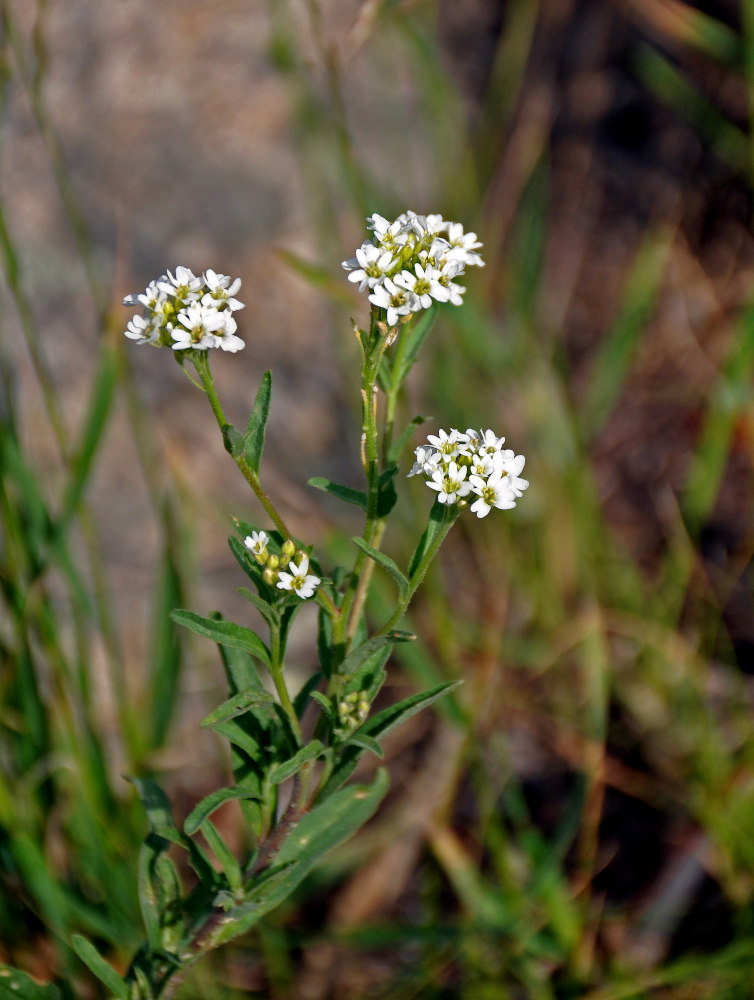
[276,556,321,600]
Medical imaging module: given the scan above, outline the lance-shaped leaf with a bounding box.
[244,370,272,473]
[184,786,265,835]
[308,477,367,510]
[171,610,271,667]
[351,537,409,600]
[207,769,389,946]
[337,631,415,678]
[201,688,277,730]
[268,740,325,785]
[129,778,218,889]
[222,422,245,458]
[320,681,461,798]
[408,498,449,578]
[376,466,398,517]
[71,938,128,1000]
[387,414,429,465]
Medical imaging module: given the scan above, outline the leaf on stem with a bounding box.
[171,610,271,667]
[244,370,272,473]
[351,537,409,599]
[376,465,398,517]
[387,414,430,465]
[319,681,461,798]
[407,498,450,578]
[269,740,325,784]
[208,770,390,946]
[222,422,245,458]
[185,787,265,836]
[71,937,128,1000]
[337,631,415,678]
[201,688,277,730]
[308,477,368,510]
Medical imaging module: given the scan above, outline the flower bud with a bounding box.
[263,567,278,586]
[282,539,296,558]
[267,554,280,572]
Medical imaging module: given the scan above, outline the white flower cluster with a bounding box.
[122,266,245,353]
[243,531,321,600]
[342,211,484,326]
[409,428,528,518]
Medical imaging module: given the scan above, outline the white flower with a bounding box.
[276,555,321,599]
[158,266,203,300]
[427,428,468,458]
[478,429,506,455]
[172,302,227,351]
[244,531,269,556]
[494,450,529,497]
[368,277,417,327]
[202,269,244,311]
[468,468,517,518]
[443,223,485,268]
[211,311,245,353]
[394,263,449,309]
[426,461,471,505]
[408,445,440,477]
[342,243,395,291]
[124,313,159,345]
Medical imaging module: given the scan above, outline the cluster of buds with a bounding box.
[122,266,245,353]
[336,690,370,736]
[409,428,529,518]
[244,531,321,599]
[342,211,484,326]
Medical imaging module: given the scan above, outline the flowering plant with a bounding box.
[69,212,527,998]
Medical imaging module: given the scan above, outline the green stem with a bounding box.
[190,353,292,539]
[270,625,303,744]
[377,503,459,636]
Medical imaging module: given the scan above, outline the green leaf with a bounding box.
[345,732,384,758]
[408,498,448,578]
[376,466,398,517]
[351,537,409,599]
[269,740,325,784]
[244,370,272,473]
[208,770,390,946]
[0,968,60,1000]
[171,610,271,667]
[137,838,166,950]
[308,477,367,511]
[201,688,277,730]
[321,682,461,798]
[71,937,128,999]
[200,819,243,894]
[217,639,266,697]
[129,778,218,888]
[364,681,462,740]
[59,345,117,528]
[222,422,245,458]
[237,587,280,629]
[338,632,415,678]
[184,786,264,835]
[293,671,324,718]
[309,690,337,727]
[387,414,429,465]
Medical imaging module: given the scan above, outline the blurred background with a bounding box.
[2,0,754,996]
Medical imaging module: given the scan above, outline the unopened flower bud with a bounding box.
[267,554,280,572]
[282,539,296,558]
[263,567,278,586]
